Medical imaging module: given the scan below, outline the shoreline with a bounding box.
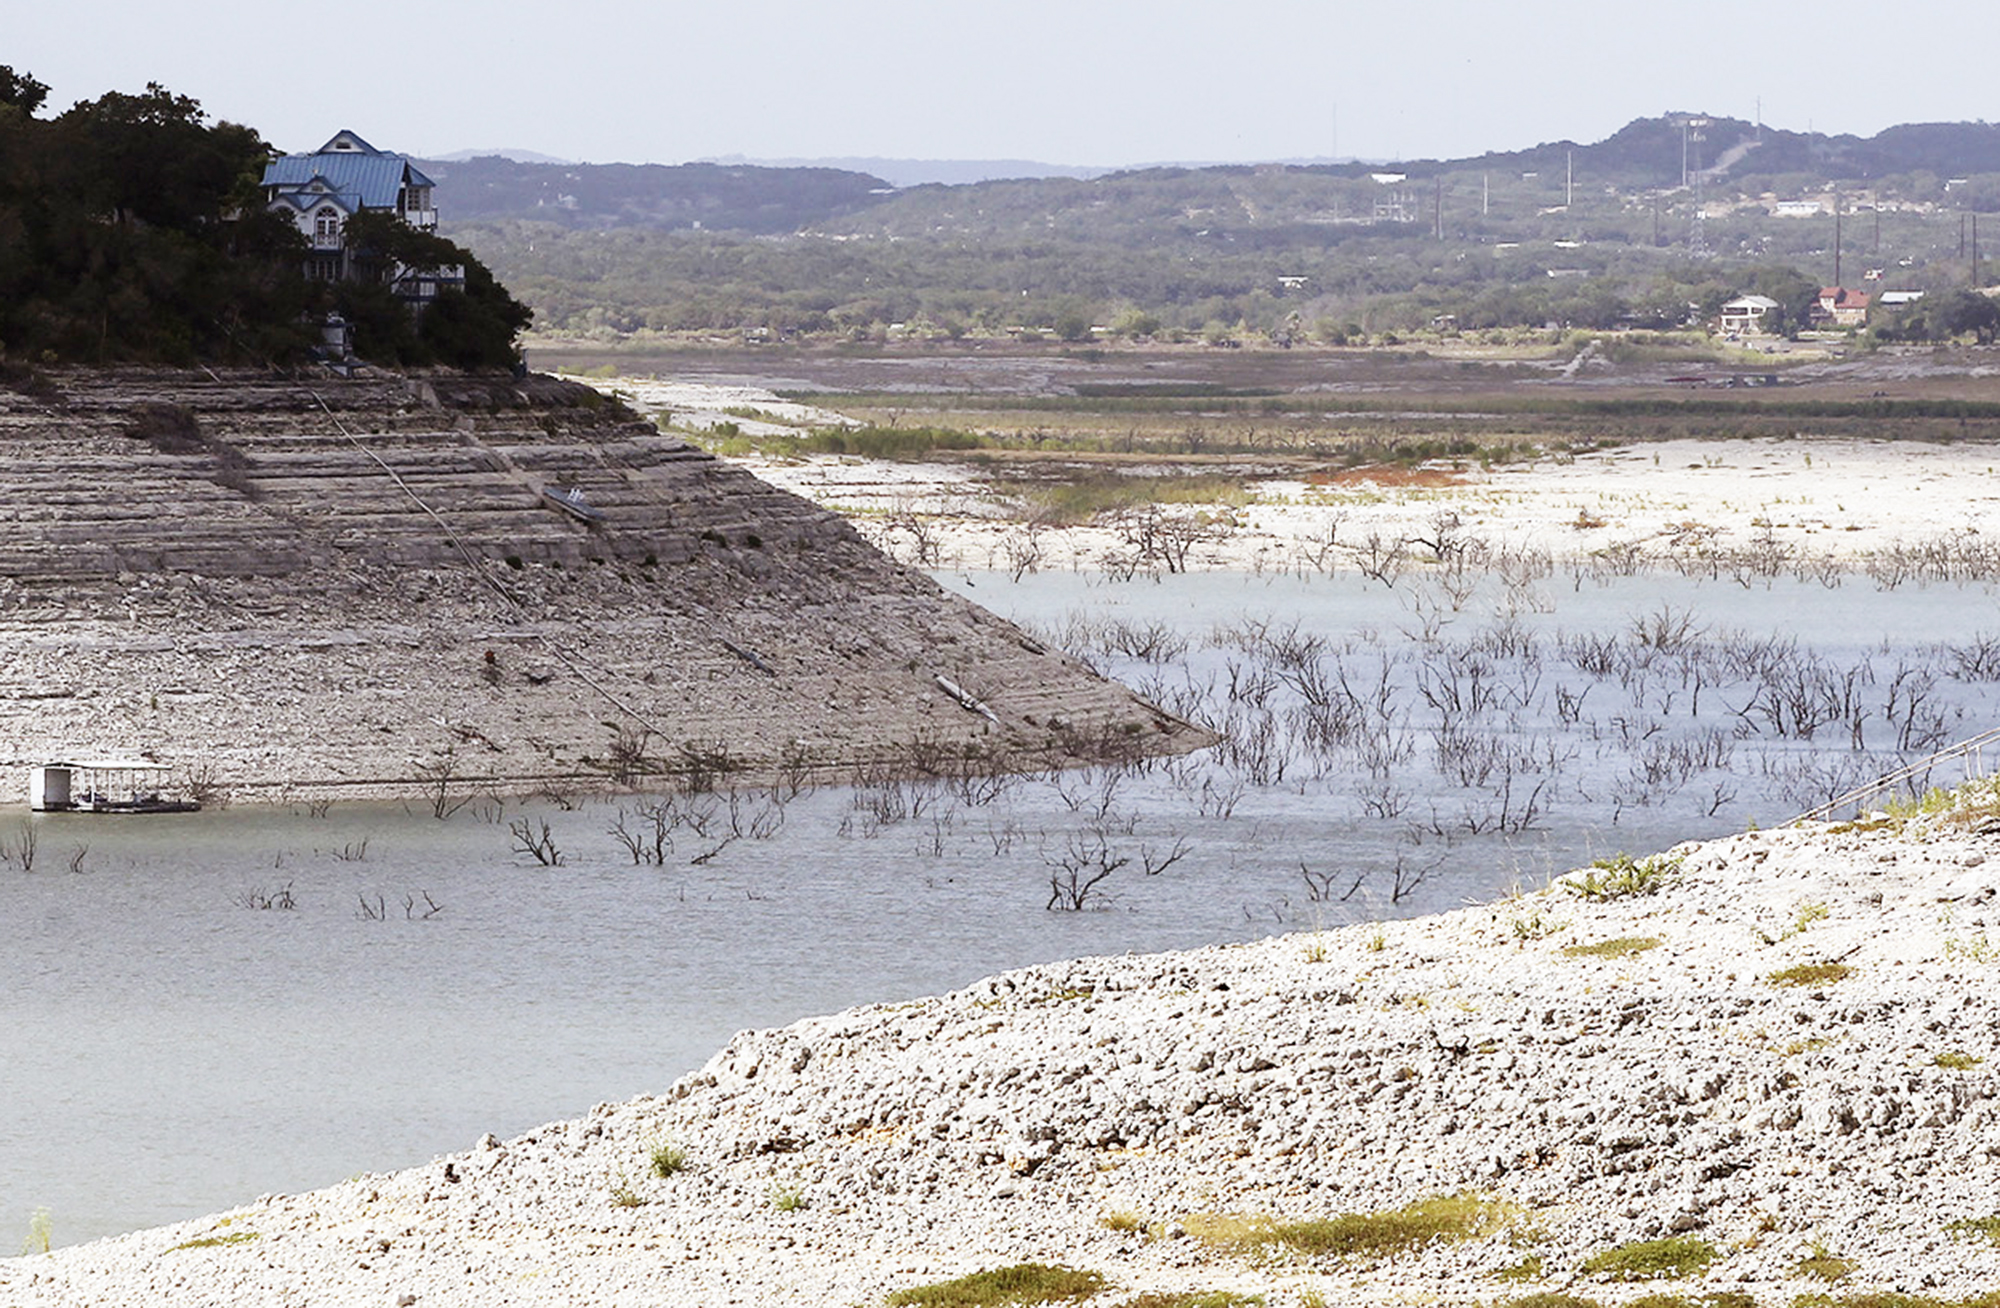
[9,807,2000,1305]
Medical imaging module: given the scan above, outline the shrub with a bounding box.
[1565,854,1681,900]
[1578,1235,1717,1281]
[1935,1051,1984,1071]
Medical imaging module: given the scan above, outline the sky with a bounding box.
[12,0,2000,167]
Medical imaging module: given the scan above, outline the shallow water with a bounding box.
[6,565,2000,1247]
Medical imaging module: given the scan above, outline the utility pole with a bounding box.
[1566,149,1574,209]
[1482,172,1489,216]
[1434,176,1443,240]
[1975,212,1981,288]
[1834,194,1842,288]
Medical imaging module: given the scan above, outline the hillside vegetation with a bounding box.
[439,114,2000,346]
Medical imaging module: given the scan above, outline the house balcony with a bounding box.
[401,208,438,230]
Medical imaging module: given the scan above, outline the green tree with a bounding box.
[1938,289,2000,343]
[0,65,48,114]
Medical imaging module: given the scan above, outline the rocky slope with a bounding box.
[8,813,2000,1306]
[0,368,1203,804]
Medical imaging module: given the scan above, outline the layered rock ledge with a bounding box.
[0,369,1203,803]
[8,815,1999,1305]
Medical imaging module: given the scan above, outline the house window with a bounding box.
[314,208,340,243]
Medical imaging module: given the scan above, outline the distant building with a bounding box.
[1877,290,1927,308]
[1719,294,1781,335]
[261,130,462,309]
[1812,287,1871,328]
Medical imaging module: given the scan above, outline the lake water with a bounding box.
[7,565,2000,1248]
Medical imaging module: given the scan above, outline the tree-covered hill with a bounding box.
[0,66,528,369]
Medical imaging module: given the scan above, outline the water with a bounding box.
[7,566,2000,1248]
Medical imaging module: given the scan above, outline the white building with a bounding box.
[1719,294,1780,335]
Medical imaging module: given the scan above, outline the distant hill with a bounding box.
[417,155,890,233]
[700,154,1112,188]
[432,115,2000,240]
[431,147,577,165]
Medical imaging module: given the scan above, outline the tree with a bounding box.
[338,211,532,369]
[0,66,48,115]
[1937,289,2000,344]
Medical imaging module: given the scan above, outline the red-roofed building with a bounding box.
[1813,287,1871,328]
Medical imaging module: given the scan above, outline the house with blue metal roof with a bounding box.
[262,130,460,306]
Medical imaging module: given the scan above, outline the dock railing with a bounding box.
[1794,726,2000,825]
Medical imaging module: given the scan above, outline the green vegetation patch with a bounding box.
[1790,1296,2000,1308]
[1494,1254,1546,1281]
[167,1230,259,1252]
[1562,936,1662,959]
[1114,1294,1263,1308]
[1500,1296,1752,1308]
[1946,1215,2000,1244]
[1768,963,1854,988]
[1564,854,1682,901]
[1796,1242,1858,1282]
[1935,1050,1984,1071]
[885,1263,1108,1307]
[1578,1235,1717,1281]
[800,425,994,459]
[1193,1193,1516,1261]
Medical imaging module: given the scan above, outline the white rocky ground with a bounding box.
[10,810,2000,1306]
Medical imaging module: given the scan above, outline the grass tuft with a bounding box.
[1946,1215,2000,1244]
[1934,1050,1984,1070]
[1578,1235,1717,1281]
[649,1141,688,1178]
[1190,1193,1516,1261]
[167,1230,259,1252]
[1768,963,1854,988]
[1114,1294,1263,1308]
[20,1207,52,1256]
[1796,1241,1857,1282]
[1563,936,1661,959]
[885,1263,1108,1306]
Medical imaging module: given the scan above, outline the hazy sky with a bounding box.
[13,0,1999,166]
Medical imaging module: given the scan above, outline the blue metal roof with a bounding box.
[262,153,412,209]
